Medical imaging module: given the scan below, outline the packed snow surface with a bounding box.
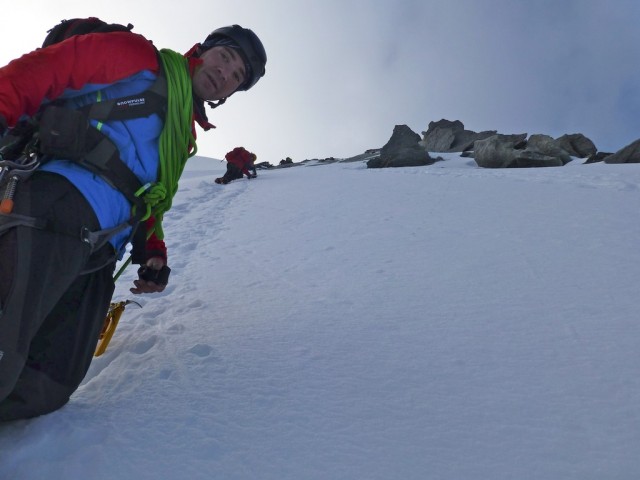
[1,154,639,479]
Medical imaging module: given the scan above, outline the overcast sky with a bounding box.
[2,0,639,163]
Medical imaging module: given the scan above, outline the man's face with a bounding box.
[192,46,247,100]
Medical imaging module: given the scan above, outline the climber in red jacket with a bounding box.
[215,146,258,184]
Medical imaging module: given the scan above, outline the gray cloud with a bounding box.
[1,0,639,162]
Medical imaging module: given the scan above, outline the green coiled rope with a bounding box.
[114,48,197,281]
[144,48,198,239]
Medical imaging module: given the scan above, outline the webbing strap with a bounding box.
[80,222,132,253]
[81,73,167,122]
[0,210,130,255]
[80,132,147,211]
[0,212,47,232]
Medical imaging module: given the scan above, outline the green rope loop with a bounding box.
[139,183,167,221]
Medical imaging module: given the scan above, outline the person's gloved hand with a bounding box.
[130,256,170,294]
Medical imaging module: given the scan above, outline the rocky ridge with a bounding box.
[268,119,640,169]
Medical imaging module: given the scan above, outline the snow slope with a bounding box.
[1,154,639,479]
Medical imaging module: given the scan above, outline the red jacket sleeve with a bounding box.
[0,32,159,126]
[144,216,167,263]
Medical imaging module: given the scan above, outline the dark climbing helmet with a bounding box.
[201,25,267,91]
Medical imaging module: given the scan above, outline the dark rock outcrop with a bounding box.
[604,139,640,164]
[289,118,640,170]
[585,152,612,164]
[474,133,569,168]
[367,125,435,168]
[554,134,597,158]
[474,134,522,168]
[473,133,596,168]
[421,119,497,152]
[527,134,572,165]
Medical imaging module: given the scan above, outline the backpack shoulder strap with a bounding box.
[80,57,167,122]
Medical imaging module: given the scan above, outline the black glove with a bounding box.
[137,264,171,286]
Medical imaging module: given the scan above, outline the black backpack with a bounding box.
[42,17,134,48]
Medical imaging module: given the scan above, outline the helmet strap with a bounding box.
[206,97,227,109]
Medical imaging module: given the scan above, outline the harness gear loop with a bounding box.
[136,182,167,222]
